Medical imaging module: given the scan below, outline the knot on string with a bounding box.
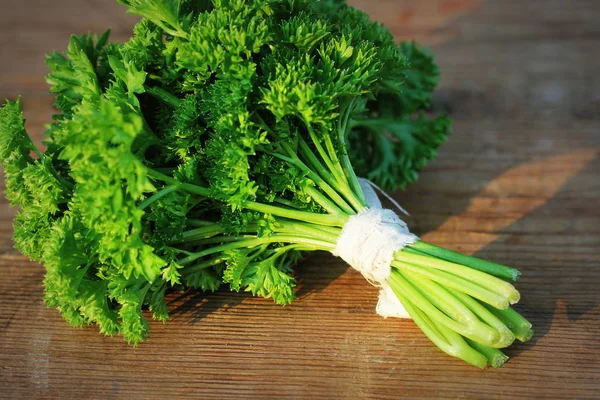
[331,178,419,319]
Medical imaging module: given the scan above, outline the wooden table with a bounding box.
[1,0,599,398]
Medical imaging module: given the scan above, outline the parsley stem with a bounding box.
[481,304,533,342]
[298,138,365,215]
[389,272,488,368]
[148,168,348,226]
[178,219,340,245]
[181,243,315,275]
[337,97,366,205]
[276,143,355,214]
[395,271,499,346]
[31,145,44,159]
[299,135,364,212]
[146,85,180,108]
[181,255,227,274]
[13,99,45,160]
[185,226,337,247]
[241,201,348,227]
[401,271,480,326]
[297,137,365,211]
[322,133,346,182]
[178,234,335,265]
[391,260,509,309]
[304,185,344,215]
[147,169,211,197]
[276,220,340,243]
[339,148,366,208]
[306,125,348,187]
[138,184,181,210]
[189,234,258,245]
[298,137,340,189]
[395,250,520,304]
[409,241,520,281]
[274,197,302,209]
[464,338,508,368]
[447,287,515,348]
[172,224,226,243]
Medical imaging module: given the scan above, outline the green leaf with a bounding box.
[117,0,188,38]
[223,246,297,305]
[162,262,183,286]
[0,98,36,163]
[108,53,148,95]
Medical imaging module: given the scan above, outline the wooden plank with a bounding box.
[0,0,599,398]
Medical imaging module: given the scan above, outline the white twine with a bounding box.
[358,177,410,217]
[332,178,419,319]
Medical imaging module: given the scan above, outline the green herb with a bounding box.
[0,0,530,367]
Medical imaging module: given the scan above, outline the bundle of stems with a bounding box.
[147,148,532,368]
[0,0,531,367]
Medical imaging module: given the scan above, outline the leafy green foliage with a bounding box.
[349,108,451,189]
[45,32,112,114]
[0,100,68,261]
[0,99,38,206]
[0,0,449,344]
[348,42,451,189]
[223,245,298,305]
[117,0,191,38]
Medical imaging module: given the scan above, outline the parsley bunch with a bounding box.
[0,0,531,367]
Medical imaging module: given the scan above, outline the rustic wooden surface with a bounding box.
[1,0,599,398]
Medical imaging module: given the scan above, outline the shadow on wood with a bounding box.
[471,150,600,359]
[410,148,599,359]
[165,252,350,326]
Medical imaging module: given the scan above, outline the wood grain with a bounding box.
[1,0,599,398]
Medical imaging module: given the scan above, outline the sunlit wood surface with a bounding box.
[1,0,599,398]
